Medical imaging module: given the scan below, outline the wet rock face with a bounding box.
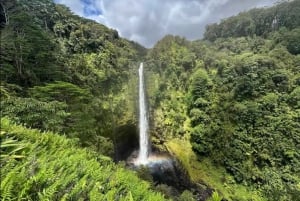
[127,152,213,201]
[148,158,190,191]
[149,158,213,201]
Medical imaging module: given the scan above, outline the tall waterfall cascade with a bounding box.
[137,62,150,164]
[129,64,189,195]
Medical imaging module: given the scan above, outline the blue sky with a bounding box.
[54,0,102,16]
[53,0,277,47]
[80,0,102,16]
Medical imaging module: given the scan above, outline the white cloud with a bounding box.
[54,0,277,47]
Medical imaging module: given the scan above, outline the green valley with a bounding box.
[1,0,299,200]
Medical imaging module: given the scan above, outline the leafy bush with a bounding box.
[1,97,69,132]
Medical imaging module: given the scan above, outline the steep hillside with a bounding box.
[0,0,143,159]
[146,1,300,200]
[204,0,300,43]
[0,118,166,200]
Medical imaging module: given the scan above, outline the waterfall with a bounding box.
[137,62,149,164]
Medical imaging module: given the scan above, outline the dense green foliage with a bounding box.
[0,0,143,156]
[0,118,166,200]
[204,0,300,43]
[1,0,300,200]
[146,1,300,200]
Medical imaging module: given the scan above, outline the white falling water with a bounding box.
[137,62,149,164]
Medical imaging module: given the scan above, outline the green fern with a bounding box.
[0,131,26,162]
[0,118,167,201]
[207,191,222,201]
[0,169,17,200]
[0,85,10,99]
